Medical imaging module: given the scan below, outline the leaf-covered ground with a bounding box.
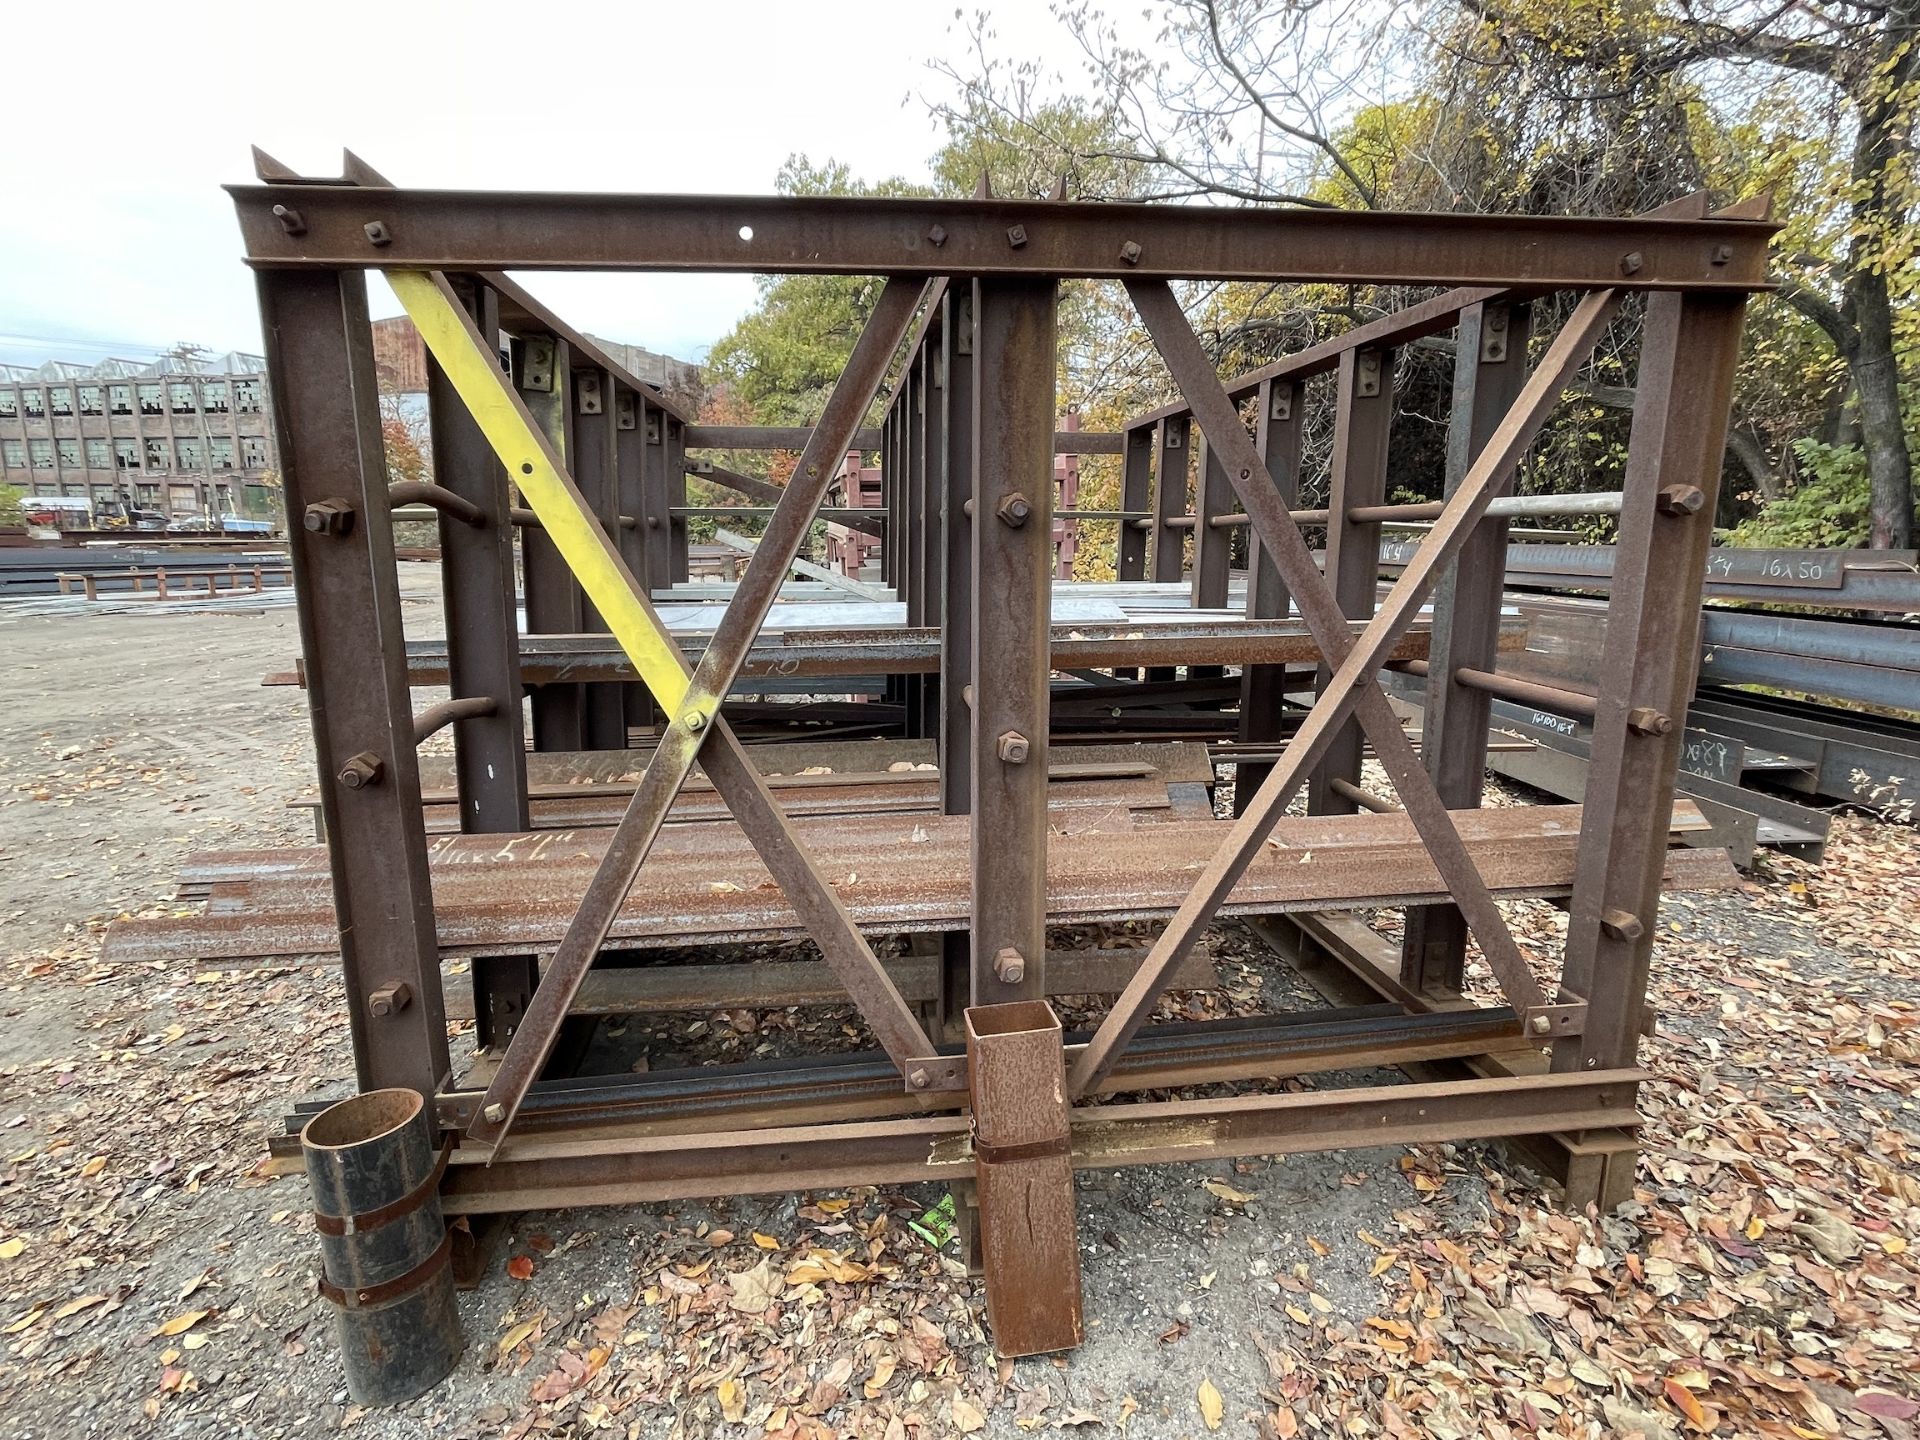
[0,598,1914,1438]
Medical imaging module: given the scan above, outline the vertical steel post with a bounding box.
[1556,292,1748,1082]
[1116,424,1153,581]
[515,335,584,751]
[615,388,652,735]
[1234,378,1303,815]
[1148,415,1189,683]
[1308,348,1392,814]
[257,268,448,1098]
[573,362,628,750]
[900,356,928,734]
[969,277,1056,1006]
[939,289,977,1030]
[916,332,946,739]
[427,281,538,1051]
[1401,301,1532,990]
[639,401,673,601]
[664,416,689,584]
[1190,433,1233,610]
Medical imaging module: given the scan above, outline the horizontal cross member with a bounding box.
[229,185,1775,288]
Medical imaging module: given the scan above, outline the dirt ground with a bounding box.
[0,582,1916,1440]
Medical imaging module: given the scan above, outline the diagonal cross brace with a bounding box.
[388,271,936,1152]
[1068,282,1620,1096]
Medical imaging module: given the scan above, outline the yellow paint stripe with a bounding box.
[386,270,694,717]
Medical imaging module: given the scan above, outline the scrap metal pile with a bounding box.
[103,148,1777,1393]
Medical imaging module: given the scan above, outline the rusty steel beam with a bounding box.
[231,185,1775,288]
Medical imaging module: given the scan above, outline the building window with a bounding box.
[144,437,169,469]
[0,390,16,418]
[49,387,74,418]
[78,385,103,416]
[109,384,133,416]
[23,390,45,419]
[30,439,54,469]
[137,384,162,416]
[91,485,114,504]
[240,435,268,470]
[234,379,262,414]
[209,436,235,469]
[115,438,140,470]
[135,483,160,502]
[202,381,230,414]
[176,438,204,470]
[2,441,23,469]
[56,439,81,467]
[168,382,196,414]
[85,438,111,469]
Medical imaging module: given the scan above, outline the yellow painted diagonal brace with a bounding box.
[386,269,700,723]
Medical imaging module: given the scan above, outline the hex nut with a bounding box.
[1119,240,1142,265]
[363,220,392,247]
[1529,1013,1552,1036]
[1006,224,1028,248]
[337,751,384,789]
[1620,251,1644,275]
[992,947,1026,984]
[482,1103,506,1124]
[1600,908,1646,941]
[927,224,948,247]
[996,731,1031,764]
[908,1068,931,1089]
[369,982,412,1018]
[1626,707,1672,736]
[995,492,1032,528]
[303,498,357,536]
[1656,484,1706,516]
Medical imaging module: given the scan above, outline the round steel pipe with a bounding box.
[1347,491,1626,525]
[302,1089,462,1406]
[1452,666,1599,721]
[386,481,486,528]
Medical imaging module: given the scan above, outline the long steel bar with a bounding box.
[1069,284,1621,1094]
[1557,290,1750,1078]
[257,268,449,1098]
[1235,378,1305,814]
[231,186,1774,288]
[970,277,1058,1005]
[387,272,937,1150]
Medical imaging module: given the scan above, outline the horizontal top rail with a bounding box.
[228,186,1778,289]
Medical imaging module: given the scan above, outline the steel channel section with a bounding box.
[664,417,689,584]
[938,291,978,1027]
[426,281,539,1050]
[1116,426,1154,580]
[256,269,449,1098]
[1190,433,1234,611]
[572,362,630,750]
[1147,415,1190,684]
[640,401,674,598]
[1308,348,1393,815]
[1235,379,1304,815]
[1401,301,1534,991]
[433,1071,1644,1214]
[1556,291,1749,1078]
[616,389,653,735]
[970,277,1058,1006]
[515,335,585,750]
[915,338,946,739]
[900,354,927,733]
[230,185,1776,289]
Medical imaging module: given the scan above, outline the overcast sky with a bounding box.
[0,1,1073,370]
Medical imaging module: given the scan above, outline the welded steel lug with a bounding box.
[995,492,1032,527]
[996,731,1030,764]
[303,498,358,536]
[337,751,384,789]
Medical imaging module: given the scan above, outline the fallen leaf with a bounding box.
[506,1255,534,1281]
[1198,1377,1224,1430]
[727,1259,781,1315]
[1202,1179,1255,1204]
[0,1239,22,1260]
[152,1309,210,1339]
[951,1394,987,1433]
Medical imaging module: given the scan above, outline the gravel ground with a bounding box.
[0,579,1914,1440]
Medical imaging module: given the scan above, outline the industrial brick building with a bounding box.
[0,353,281,521]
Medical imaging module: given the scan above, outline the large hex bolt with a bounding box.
[992,947,1026,985]
[303,499,357,537]
[368,982,412,1017]
[996,492,1032,528]
[1600,908,1646,942]
[1625,707,1672,736]
[996,730,1031,764]
[1656,484,1706,516]
[337,751,384,789]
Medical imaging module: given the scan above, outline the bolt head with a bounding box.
[1656,484,1706,516]
[908,1068,931,1090]
[1119,240,1142,265]
[302,499,356,536]
[1626,707,1672,737]
[927,224,948,247]
[996,731,1031,764]
[1006,223,1027,248]
[995,492,1032,527]
[1620,250,1644,275]
[363,220,391,247]
[482,1103,506,1124]
[1529,1014,1551,1036]
[992,947,1026,984]
[683,710,708,733]
[337,751,383,790]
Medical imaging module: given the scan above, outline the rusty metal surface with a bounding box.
[112,804,1734,965]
